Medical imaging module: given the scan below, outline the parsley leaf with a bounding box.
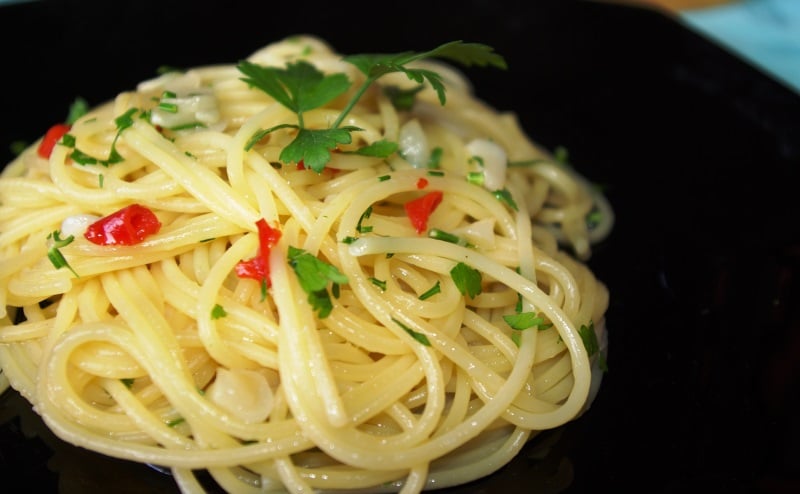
[344,41,506,105]
[280,126,361,173]
[288,246,348,318]
[450,262,482,298]
[211,304,228,319]
[503,312,550,331]
[238,60,351,117]
[350,139,398,158]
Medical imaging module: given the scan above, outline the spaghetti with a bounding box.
[0,35,612,493]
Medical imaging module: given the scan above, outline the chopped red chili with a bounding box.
[404,190,443,234]
[416,177,429,189]
[84,204,162,246]
[37,123,71,159]
[235,218,282,287]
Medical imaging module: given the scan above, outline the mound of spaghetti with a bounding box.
[0,35,612,493]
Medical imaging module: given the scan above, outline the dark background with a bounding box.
[1,1,799,493]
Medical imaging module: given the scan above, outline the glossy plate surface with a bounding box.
[1,1,799,492]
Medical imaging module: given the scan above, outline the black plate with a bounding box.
[2,1,799,493]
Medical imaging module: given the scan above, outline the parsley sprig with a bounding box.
[238,41,505,173]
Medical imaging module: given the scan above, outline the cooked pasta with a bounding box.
[0,35,612,493]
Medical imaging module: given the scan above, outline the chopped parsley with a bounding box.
[368,277,387,291]
[356,206,373,234]
[418,281,441,300]
[493,188,518,211]
[503,311,552,331]
[579,320,608,372]
[392,318,431,346]
[211,304,228,319]
[65,108,137,167]
[450,262,482,298]
[46,230,79,277]
[288,246,348,318]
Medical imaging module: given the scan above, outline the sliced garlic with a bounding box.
[465,138,507,191]
[207,367,275,424]
[150,90,221,130]
[60,214,100,238]
[398,119,430,168]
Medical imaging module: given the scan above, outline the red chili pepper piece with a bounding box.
[235,218,282,287]
[37,123,71,159]
[84,204,162,246]
[416,177,429,189]
[404,190,443,234]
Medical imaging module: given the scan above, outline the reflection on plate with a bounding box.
[0,388,578,493]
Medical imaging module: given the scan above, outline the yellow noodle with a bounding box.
[0,35,612,493]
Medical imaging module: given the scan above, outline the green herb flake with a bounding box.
[288,246,348,318]
[467,171,484,185]
[369,277,387,291]
[503,311,551,331]
[392,318,431,346]
[586,209,602,229]
[61,133,77,148]
[211,304,228,319]
[356,206,373,233]
[427,146,443,169]
[351,139,398,158]
[579,320,608,372]
[579,321,599,355]
[166,417,185,428]
[158,102,178,113]
[418,281,441,300]
[66,97,89,125]
[493,188,518,211]
[46,230,79,277]
[450,262,481,298]
[120,378,135,389]
[428,228,469,246]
